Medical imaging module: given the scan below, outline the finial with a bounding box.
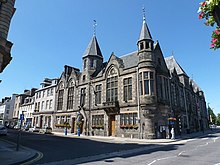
[142,6,146,23]
[93,20,97,36]
[171,50,174,56]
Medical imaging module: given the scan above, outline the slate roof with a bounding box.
[83,35,103,58]
[139,20,152,41]
[120,51,138,69]
[164,56,188,77]
[190,79,202,93]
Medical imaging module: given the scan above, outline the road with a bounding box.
[1,129,156,164]
[85,129,220,165]
[2,128,220,165]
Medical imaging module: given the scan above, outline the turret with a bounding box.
[82,21,103,76]
[137,12,155,68]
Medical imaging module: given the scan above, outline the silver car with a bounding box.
[0,125,7,135]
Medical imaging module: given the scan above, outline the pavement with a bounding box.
[0,138,40,165]
[0,129,215,165]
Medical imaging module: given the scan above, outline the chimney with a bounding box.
[64,65,73,77]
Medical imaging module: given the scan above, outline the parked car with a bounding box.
[0,125,7,135]
[39,127,52,134]
[13,124,20,130]
[21,125,30,131]
[29,126,40,132]
[210,124,217,129]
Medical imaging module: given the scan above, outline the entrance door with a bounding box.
[109,115,116,136]
[71,118,75,133]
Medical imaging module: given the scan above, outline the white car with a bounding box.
[29,126,40,132]
[0,125,7,135]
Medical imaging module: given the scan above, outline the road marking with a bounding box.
[147,135,219,165]
[20,151,43,165]
[178,151,185,156]
[148,160,156,165]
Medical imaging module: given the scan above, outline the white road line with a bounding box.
[147,136,219,165]
[147,160,157,165]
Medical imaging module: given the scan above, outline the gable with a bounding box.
[154,42,169,76]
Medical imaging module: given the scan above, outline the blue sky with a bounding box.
[1,0,220,114]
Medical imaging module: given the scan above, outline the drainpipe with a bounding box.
[136,67,141,139]
[88,81,91,136]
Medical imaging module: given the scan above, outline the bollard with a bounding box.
[77,127,80,136]
[64,127,67,135]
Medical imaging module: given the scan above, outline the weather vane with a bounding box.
[142,6,146,22]
[93,20,97,36]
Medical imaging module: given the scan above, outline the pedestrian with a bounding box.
[171,128,175,140]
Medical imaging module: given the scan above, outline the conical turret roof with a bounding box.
[83,35,103,58]
[138,20,152,41]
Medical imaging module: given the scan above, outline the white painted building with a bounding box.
[0,94,17,126]
[32,78,58,128]
[20,96,34,127]
[12,89,37,127]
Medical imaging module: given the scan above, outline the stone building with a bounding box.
[0,0,16,73]
[32,78,58,128]
[165,56,208,135]
[53,16,208,139]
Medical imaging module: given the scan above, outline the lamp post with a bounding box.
[16,111,24,151]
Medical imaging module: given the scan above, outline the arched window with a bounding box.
[106,67,118,102]
[57,82,64,110]
[67,80,74,110]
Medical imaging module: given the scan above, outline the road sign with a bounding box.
[170,121,175,125]
[20,114,24,121]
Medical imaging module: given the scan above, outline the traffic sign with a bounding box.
[20,114,24,121]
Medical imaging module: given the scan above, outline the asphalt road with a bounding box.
[84,129,220,165]
[2,129,157,164]
[3,129,220,165]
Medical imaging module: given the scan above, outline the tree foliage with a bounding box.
[208,106,216,124]
[216,113,220,125]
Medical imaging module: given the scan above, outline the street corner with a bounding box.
[0,138,43,165]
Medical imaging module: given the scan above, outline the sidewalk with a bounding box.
[0,138,39,165]
[51,129,214,144]
[51,132,175,144]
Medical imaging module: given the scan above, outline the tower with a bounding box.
[137,8,157,139]
[137,8,154,69]
[82,20,103,77]
[0,0,16,73]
